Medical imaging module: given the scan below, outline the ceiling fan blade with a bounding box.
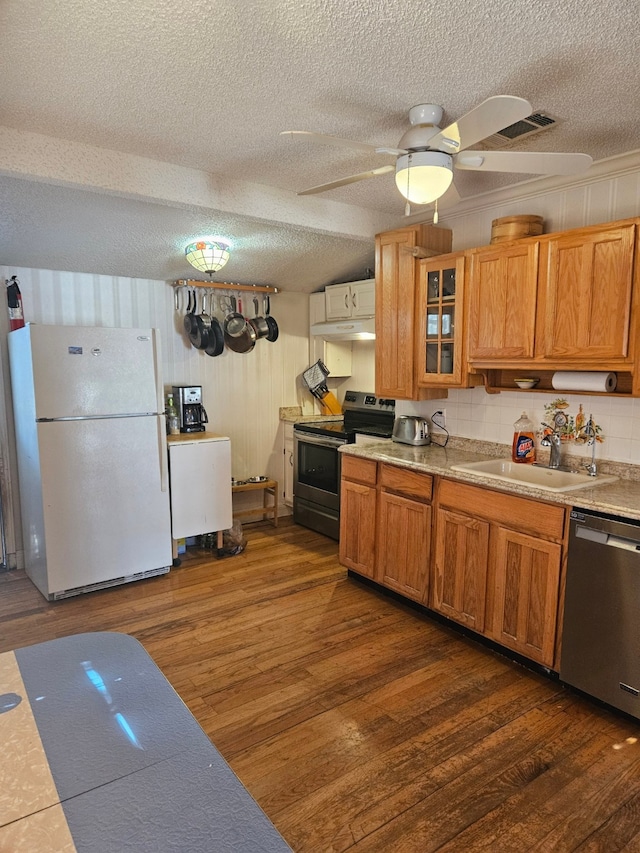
[426,95,532,154]
[280,130,391,157]
[297,165,395,196]
[455,150,593,175]
[437,181,461,208]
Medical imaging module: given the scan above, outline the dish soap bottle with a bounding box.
[512,411,536,464]
[166,394,180,436]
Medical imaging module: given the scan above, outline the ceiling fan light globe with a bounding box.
[395,151,453,205]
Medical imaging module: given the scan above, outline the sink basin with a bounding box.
[449,459,618,493]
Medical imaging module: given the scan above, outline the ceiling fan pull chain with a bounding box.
[433,198,439,225]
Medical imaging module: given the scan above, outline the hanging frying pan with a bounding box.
[183,287,197,336]
[191,290,215,350]
[264,295,279,342]
[205,294,225,357]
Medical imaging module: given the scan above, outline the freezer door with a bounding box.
[169,439,232,539]
[32,415,171,597]
[17,324,162,418]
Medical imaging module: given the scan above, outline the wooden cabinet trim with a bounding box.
[438,477,566,541]
[379,463,433,502]
[341,455,377,486]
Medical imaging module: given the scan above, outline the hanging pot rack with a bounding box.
[175,279,279,294]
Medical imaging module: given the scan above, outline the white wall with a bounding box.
[0,269,311,564]
[397,152,640,465]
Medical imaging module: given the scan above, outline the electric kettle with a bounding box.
[392,416,431,446]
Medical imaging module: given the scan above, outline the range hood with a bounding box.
[310,318,376,341]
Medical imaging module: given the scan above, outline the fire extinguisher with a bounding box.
[6,275,25,331]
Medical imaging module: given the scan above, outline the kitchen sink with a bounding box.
[449,459,618,493]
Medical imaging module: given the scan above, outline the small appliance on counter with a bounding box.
[172,385,208,433]
[392,415,431,446]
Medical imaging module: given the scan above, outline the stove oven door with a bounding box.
[293,430,346,512]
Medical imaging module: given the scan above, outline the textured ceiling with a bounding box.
[1,0,638,291]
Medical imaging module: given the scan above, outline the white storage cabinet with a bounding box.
[325,278,375,321]
[168,434,232,540]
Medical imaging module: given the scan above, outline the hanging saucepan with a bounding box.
[223,295,247,338]
[205,294,225,357]
[224,296,257,353]
[264,295,279,342]
[183,287,197,336]
[249,295,270,339]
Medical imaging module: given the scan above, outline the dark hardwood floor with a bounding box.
[2,518,640,852]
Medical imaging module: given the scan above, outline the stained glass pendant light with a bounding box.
[185,239,231,275]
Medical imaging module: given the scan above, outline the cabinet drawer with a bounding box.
[342,455,377,486]
[439,477,566,541]
[379,463,433,502]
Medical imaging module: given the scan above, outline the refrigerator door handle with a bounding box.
[158,418,169,492]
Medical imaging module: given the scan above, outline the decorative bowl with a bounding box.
[514,377,539,389]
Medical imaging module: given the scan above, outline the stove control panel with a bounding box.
[343,390,395,412]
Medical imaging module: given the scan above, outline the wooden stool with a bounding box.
[232,479,278,527]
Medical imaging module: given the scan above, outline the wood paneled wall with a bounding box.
[0,268,311,565]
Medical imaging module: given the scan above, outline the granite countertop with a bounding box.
[341,438,640,523]
[279,406,342,425]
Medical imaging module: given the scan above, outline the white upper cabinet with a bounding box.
[325,279,375,321]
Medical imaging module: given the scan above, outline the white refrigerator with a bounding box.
[9,324,172,600]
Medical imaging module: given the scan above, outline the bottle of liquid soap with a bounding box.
[166,394,180,436]
[512,411,536,464]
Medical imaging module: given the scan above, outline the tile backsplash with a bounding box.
[396,387,640,466]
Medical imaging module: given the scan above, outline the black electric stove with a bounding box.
[293,391,395,540]
[294,390,395,442]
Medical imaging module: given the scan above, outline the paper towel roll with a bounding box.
[551,371,617,392]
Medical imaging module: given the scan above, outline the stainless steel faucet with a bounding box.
[584,413,598,476]
[540,422,562,469]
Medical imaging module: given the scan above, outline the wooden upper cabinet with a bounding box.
[539,223,636,361]
[467,241,539,360]
[375,225,452,399]
[416,252,468,388]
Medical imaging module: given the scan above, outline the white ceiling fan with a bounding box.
[281,96,592,218]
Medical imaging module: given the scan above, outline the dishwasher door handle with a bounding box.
[576,525,640,551]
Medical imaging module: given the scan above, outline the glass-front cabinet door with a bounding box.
[417,252,467,388]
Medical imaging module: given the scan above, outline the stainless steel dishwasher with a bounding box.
[561,508,640,719]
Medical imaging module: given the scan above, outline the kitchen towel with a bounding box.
[551,371,617,393]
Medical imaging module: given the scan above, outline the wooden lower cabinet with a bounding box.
[340,458,432,601]
[377,490,431,603]
[339,457,377,578]
[433,507,489,632]
[435,478,567,669]
[339,459,568,670]
[488,527,562,666]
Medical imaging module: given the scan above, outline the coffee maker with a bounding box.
[172,385,208,433]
